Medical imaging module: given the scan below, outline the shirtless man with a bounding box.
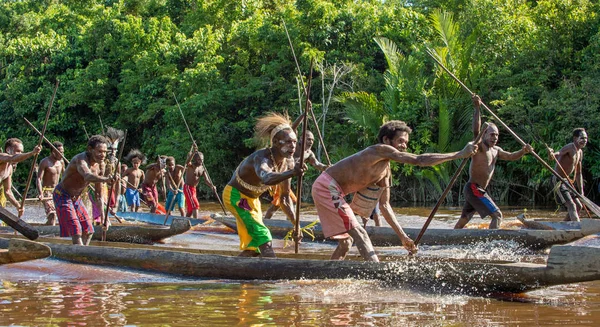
[264,130,328,219]
[123,150,146,212]
[53,135,118,245]
[165,156,186,217]
[549,128,588,221]
[184,150,214,218]
[312,120,477,261]
[36,141,65,225]
[141,156,165,214]
[0,138,42,215]
[454,96,533,230]
[223,112,306,257]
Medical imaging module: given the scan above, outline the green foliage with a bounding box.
[1,0,599,204]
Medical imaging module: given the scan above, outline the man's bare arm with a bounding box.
[384,143,475,167]
[307,152,328,171]
[497,144,532,161]
[278,172,297,225]
[472,95,482,137]
[2,177,20,210]
[76,159,111,183]
[0,146,42,164]
[255,157,302,186]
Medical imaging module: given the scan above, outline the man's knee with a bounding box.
[454,216,471,229]
[338,237,353,252]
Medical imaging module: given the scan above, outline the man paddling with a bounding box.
[0,139,42,215]
[264,130,328,219]
[312,121,477,261]
[454,96,533,230]
[36,141,65,225]
[165,156,186,217]
[223,112,306,258]
[141,156,166,214]
[183,149,214,218]
[53,135,118,245]
[549,128,588,221]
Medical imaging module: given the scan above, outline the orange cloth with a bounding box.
[270,185,297,206]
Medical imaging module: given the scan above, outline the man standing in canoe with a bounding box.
[165,156,186,217]
[549,128,588,221]
[454,96,533,230]
[223,112,306,257]
[53,135,118,245]
[141,156,166,214]
[312,120,477,261]
[36,141,65,225]
[123,149,146,212]
[0,138,42,215]
[264,129,328,219]
[183,148,214,218]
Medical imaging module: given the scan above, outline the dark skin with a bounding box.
[142,159,164,213]
[166,159,186,217]
[549,131,588,221]
[0,142,42,216]
[323,131,477,260]
[123,158,144,212]
[36,145,65,225]
[227,129,306,257]
[184,152,214,218]
[58,143,118,245]
[454,95,532,229]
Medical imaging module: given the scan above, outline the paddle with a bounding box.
[102,130,127,241]
[19,80,59,218]
[0,207,38,240]
[282,19,332,166]
[293,59,314,254]
[173,93,227,215]
[427,49,600,217]
[414,122,489,247]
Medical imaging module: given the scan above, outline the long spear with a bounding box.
[294,59,314,253]
[427,49,600,217]
[282,19,332,166]
[102,130,127,241]
[19,80,59,218]
[414,123,489,247]
[173,93,227,215]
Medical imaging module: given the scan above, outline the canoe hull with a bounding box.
[0,238,51,264]
[117,211,207,226]
[42,240,600,295]
[214,215,600,250]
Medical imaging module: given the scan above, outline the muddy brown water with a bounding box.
[1,202,599,326]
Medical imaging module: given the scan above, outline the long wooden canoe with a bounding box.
[211,215,600,250]
[0,218,192,244]
[117,211,208,226]
[13,235,600,295]
[0,238,51,264]
[0,207,39,240]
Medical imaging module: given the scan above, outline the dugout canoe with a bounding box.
[0,207,39,240]
[0,218,191,244]
[211,215,600,250]
[0,238,51,264]
[21,235,600,295]
[116,211,208,226]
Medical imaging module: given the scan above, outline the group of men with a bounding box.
[0,132,214,246]
[0,95,590,255]
[222,95,589,261]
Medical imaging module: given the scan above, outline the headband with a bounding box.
[270,124,291,142]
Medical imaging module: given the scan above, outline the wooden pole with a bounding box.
[427,49,600,217]
[173,93,227,215]
[414,123,489,246]
[19,80,59,218]
[102,130,127,241]
[294,60,314,254]
[282,19,332,166]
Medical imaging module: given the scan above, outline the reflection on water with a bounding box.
[1,203,600,326]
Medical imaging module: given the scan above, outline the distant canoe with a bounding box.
[211,214,600,250]
[117,211,207,226]
[0,218,191,244]
[0,238,51,264]
[30,236,600,295]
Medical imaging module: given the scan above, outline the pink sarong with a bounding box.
[311,172,359,239]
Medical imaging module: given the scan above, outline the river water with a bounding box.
[1,202,599,326]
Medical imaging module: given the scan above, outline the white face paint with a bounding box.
[276,130,297,158]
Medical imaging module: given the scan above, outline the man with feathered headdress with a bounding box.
[223,112,306,257]
[90,126,124,221]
